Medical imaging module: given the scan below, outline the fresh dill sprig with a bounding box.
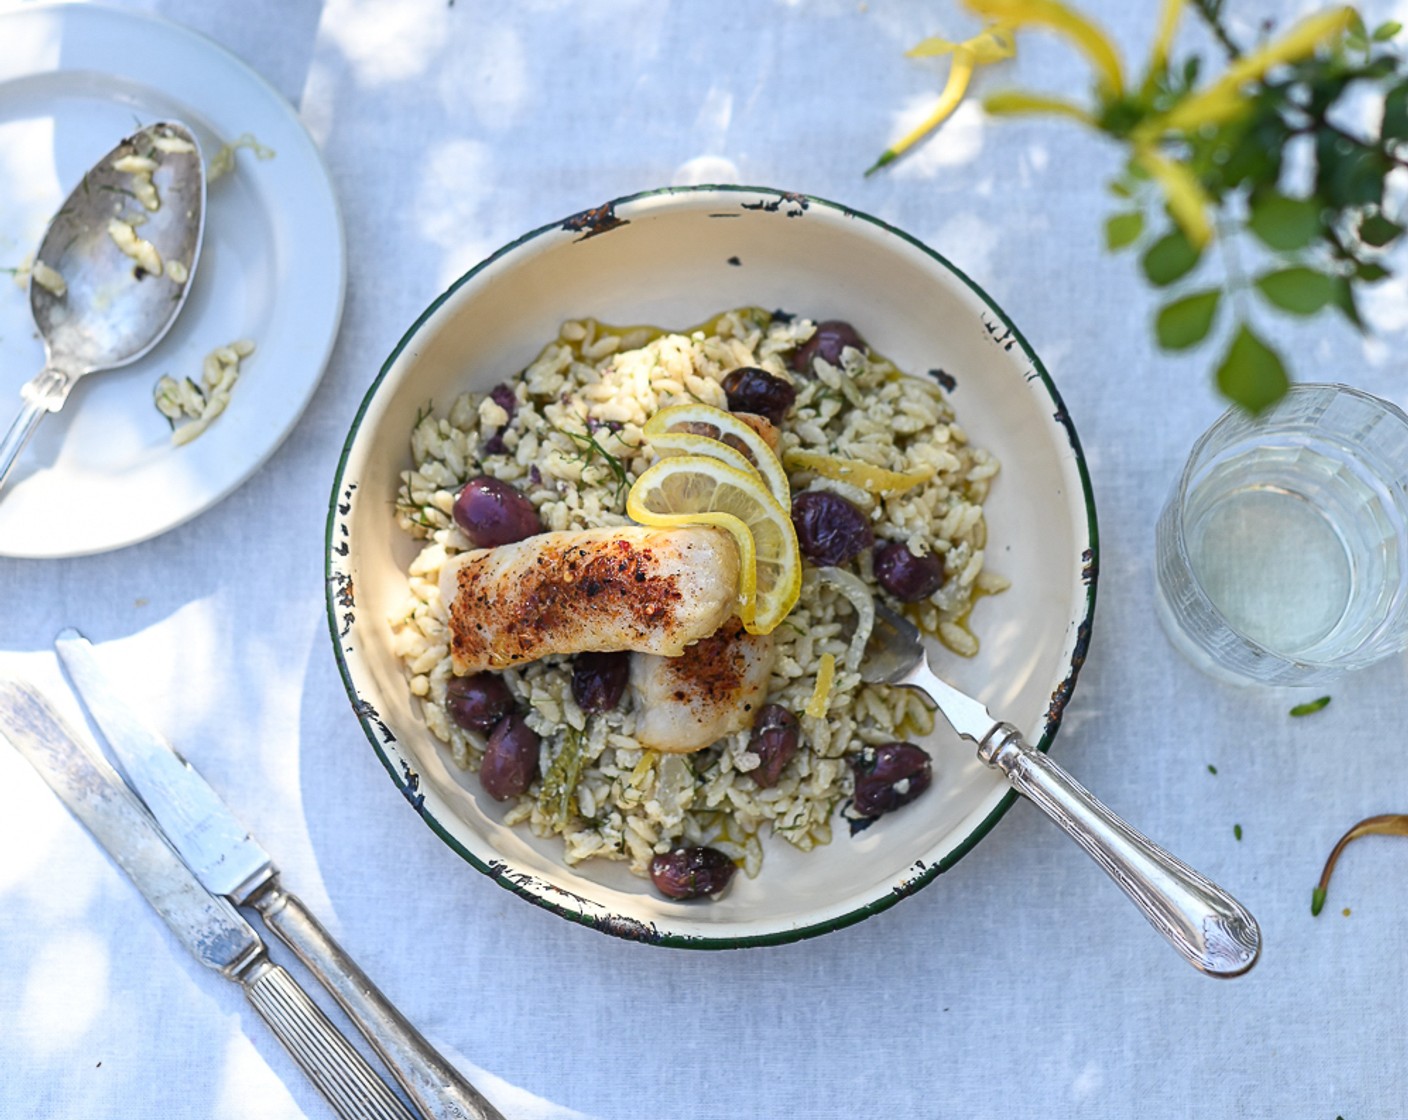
[554,423,636,510]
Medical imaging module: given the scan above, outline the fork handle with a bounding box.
[978,722,1261,977]
[250,877,505,1120]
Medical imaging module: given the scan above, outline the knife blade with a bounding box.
[55,630,506,1120]
[0,680,416,1120]
[55,627,273,898]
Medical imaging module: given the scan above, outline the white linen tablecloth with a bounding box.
[2,1,1406,1116]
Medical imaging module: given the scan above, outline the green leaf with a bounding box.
[1374,20,1402,41]
[1105,210,1144,251]
[1155,289,1220,350]
[1247,192,1321,251]
[1358,212,1403,248]
[1290,695,1331,717]
[1311,886,1327,916]
[1317,131,1387,209]
[1355,260,1390,282]
[1234,823,1243,841]
[1216,324,1289,413]
[1334,277,1367,331]
[1255,267,1338,315]
[1141,228,1201,287]
[1384,82,1408,142]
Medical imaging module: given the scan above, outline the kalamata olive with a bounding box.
[791,490,874,566]
[479,712,540,801]
[792,319,866,373]
[874,540,945,602]
[445,673,514,732]
[452,475,541,548]
[488,382,518,419]
[851,742,932,818]
[481,384,519,455]
[571,650,630,712]
[649,846,737,900]
[749,704,799,788]
[721,366,798,425]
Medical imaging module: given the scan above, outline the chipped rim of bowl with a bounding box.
[325,184,1099,949]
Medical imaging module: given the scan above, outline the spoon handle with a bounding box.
[978,722,1261,977]
[0,368,70,494]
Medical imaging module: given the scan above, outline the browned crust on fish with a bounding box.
[446,531,729,672]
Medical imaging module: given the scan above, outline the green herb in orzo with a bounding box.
[1290,695,1332,716]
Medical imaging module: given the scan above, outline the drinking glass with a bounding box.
[1155,383,1408,686]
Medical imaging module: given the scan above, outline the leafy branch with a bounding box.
[880,1,1408,412]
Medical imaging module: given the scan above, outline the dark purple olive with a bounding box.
[482,384,519,456]
[792,319,866,373]
[874,540,945,602]
[488,382,518,419]
[851,742,932,818]
[791,490,874,567]
[720,366,797,425]
[571,651,630,712]
[445,673,514,732]
[452,475,541,548]
[749,704,799,788]
[479,713,540,801]
[649,846,737,900]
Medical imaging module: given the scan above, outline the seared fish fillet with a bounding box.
[630,619,776,754]
[440,526,740,674]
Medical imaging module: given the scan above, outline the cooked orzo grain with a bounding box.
[391,309,1005,880]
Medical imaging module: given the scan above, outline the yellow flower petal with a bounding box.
[907,36,962,58]
[1146,84,1252,134]
[867,47,977,174]
[983,90,1097,124]
[908,24,1015,63]
[965,0,1123,94]
[1139,6,1356,138]
[1220,6,1356,89]
[1147,0,1186,72]
[1135,146,1213,248]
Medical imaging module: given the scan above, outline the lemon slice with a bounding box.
[627,454,801,634]
[644,403,790,507]
[642,431,760,483]
[782,448,935,495]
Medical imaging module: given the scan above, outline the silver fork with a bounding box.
[860,600,1261,977]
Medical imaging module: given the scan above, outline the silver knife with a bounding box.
[55,629,504,1120]
[0,681,416,1120]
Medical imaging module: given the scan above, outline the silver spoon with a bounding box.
[859,597,1262,977]
[0,121,206,495]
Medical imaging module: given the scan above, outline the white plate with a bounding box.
[0,3,345,558]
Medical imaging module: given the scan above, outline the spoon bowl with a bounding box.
[0,121,206,493]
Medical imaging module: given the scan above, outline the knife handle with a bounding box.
[977,722,1261,978]
[250,878,505,1120]
[240,956,416,1120]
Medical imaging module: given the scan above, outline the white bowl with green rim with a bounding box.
[326,186,1098,947]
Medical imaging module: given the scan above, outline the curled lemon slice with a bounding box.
[805,652,837,718]
[643,403,790,507]
[782,448,935,495]
[626,454,801,635]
